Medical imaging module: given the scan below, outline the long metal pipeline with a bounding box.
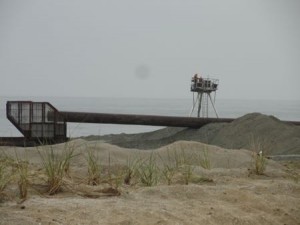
[59,111,235,128]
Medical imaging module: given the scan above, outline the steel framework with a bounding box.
[189,75,219,118]
[6,101,67,142]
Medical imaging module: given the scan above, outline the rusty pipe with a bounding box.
[58,111,234,128]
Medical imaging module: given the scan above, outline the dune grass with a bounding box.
[85,149,101,185]
[38,145,76,195]
[0,140,220,200]
[138,152,159,186]
[173,148,196,185]
[124,154,142,185]
[198,148,211,170]
[104,152,124,189]
[252,151,267,175]
[249,137,268,175]
[162,163,176,185]
[15,153,29,200]
[181,151,195,185]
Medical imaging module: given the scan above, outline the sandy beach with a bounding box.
[0,136,299,225]
[0,114,300,225]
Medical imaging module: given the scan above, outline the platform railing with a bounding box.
[191,78,219,92]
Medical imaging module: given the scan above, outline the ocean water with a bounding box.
[1,96,299,137]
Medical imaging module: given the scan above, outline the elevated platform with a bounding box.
[191,77,218,93]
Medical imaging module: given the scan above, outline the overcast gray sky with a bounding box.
[0,0,299,100]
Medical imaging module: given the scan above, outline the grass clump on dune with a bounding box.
[160,150,176,185]
[180,150,195,185]
[85,149,101,185]
[249,137,268,175]
[162,163,176,186]
[124,155,142,185]
[172,149,195,185]
[198,148,211,170]
[38,145,76,195]
[15,153,29,200]
[138,152,159,187]
[252,150,267,175]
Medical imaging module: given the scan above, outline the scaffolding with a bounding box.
[189,75,219,118]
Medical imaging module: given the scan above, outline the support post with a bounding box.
[208,93,219,118]
[197,92,203,118]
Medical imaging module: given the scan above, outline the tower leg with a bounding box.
[189,93,199,117]
[206,94,209,117]
[208,93,219,118]
[189,93,196,117]
[197,92,203,118]
[203,93,209,118]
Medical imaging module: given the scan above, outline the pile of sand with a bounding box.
[96,113,300,155]
[0,140,299,225]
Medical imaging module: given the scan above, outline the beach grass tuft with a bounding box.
[159,150,176,185]
[182,159,194,185]
[15,153,29,200]
[249,137,268,175]
[198,148,211,170]
[162,163,176,185]
[124,154,142,185]
[252,151,267,175]
[138,152,159,186]
[38,145,76,195]
[85,149,101,185]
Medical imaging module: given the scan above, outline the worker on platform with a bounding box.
[193,73,198,81]
[192,74,198,90]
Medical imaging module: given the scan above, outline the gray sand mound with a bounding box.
[89,113,300,155]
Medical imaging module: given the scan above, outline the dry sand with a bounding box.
[0,140,299,225]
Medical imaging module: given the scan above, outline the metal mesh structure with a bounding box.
[190,76,219,118]
[6,101,66,141]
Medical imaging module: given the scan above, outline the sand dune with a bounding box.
[0,140,299,225]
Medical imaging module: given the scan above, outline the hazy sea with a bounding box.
[1,96,299,137]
